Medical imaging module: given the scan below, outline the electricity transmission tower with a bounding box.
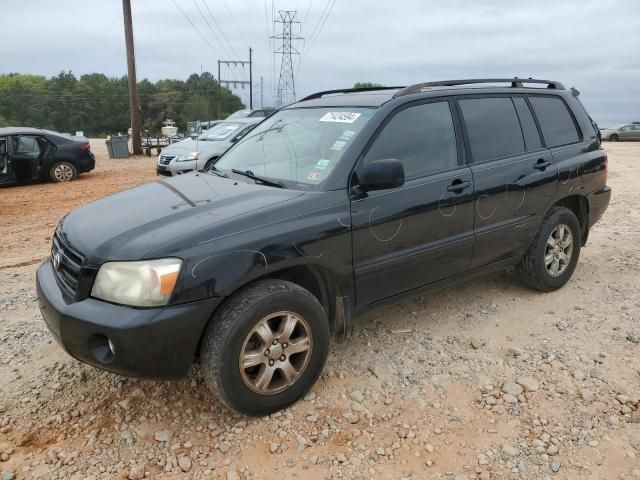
[272,11,302,107]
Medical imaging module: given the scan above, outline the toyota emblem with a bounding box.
[52,251,62,271]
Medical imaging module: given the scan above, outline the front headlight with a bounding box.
[175,151,199,162]
[91,258,182,307]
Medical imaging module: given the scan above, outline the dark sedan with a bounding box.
[0,127,95,185]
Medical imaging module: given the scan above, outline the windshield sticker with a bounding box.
[307,171,322,182]
[339,130,356,141]
[315,159,330,170]
[319,112,362,123]
[331,140,347,151]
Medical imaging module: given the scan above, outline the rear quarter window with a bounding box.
[529,96,581,148]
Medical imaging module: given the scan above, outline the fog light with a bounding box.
[88,334,115,364]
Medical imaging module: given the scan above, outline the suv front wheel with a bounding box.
[201,279,330,415]
[516,207,582,292]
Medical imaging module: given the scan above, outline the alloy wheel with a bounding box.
[54,164,74,182]
[239,311,313,395]
[545,224,573,277]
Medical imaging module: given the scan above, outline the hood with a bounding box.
[60,173,304,264]
[162,138,228,157]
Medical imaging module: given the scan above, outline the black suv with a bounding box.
[36,78,611,415]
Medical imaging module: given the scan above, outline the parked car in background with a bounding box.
[157,118,261,176]
[37,78,610,415]
[600,123,640,141]
[0,127,95,185]
[226,108,276,120]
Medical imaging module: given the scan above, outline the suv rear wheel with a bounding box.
[201,279,330,415]
[516,207,581,291]
[49,161,77,182]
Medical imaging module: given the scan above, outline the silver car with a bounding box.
[157,118,261,176]
[600,123,640,141]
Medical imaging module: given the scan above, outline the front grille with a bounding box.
[51,233,85,299]
[159,155,175,165]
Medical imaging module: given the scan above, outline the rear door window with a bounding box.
[513,97,542,151]
[458,97,525,162]
[529,96,581,147]
[12,135,42,154]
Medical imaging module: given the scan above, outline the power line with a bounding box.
[301,0,315,29]
[263,0,272,105]
[220,0,251,49]
[191,0,232,59]
[305,0,336,56]
[171,0,222,58]
[303,0,331,50]
[200,0,239,59]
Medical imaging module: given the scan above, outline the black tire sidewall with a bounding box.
[211,287,329,415]
[533,209,581,289]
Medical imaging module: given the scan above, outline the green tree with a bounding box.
[353,82,385,89]
[0,72,245,136]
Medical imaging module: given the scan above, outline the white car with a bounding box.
[157,118,261,176]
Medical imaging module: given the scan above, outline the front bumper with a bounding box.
[157,158,197,176]
[36,259,221,380]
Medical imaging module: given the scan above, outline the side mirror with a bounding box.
[358,158,405,191]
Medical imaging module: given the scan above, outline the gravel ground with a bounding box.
[0,143,639,480]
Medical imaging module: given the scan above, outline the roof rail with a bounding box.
[299,86,405,102]
[393,78,565,97]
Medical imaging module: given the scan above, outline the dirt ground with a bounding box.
[0,140,158,269]
[0,142,639,480]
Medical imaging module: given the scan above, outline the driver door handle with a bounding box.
[447,180,472,192]
[534,159,552,170]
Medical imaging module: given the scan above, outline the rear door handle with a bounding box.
[534,159,552,170]
[447,180,472,192]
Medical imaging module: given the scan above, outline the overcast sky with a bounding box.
[1,0,638,125]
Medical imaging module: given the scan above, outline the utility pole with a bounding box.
[272,11,302,107]
[249,48,253,110]
[260,76,264,108]
[217,48,253,118]
[217,60,221,119]
[122,0,142,155]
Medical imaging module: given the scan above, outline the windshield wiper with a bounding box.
[232,169,284,188]
[209,165,228,178]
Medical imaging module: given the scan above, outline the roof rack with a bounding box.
[299,86,405,102]
[393,78,565,97]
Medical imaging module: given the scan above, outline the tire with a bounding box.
[49,161,78,183]
[201,279,330,415]
[516,207,582,292]
[610,134,619,142]
[203,157,218,171]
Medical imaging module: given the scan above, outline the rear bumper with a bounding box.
[36,259,221,379]
[587,185,611,228]
[80,153,95,173]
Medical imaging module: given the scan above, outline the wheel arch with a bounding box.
[194,263,345,361]
[550,194,589,245]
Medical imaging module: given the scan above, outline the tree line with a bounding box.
[0,72,245,137]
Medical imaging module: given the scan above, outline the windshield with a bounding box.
[226,110,251,120]
[215,107,375,188]
[198,122,243,141]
